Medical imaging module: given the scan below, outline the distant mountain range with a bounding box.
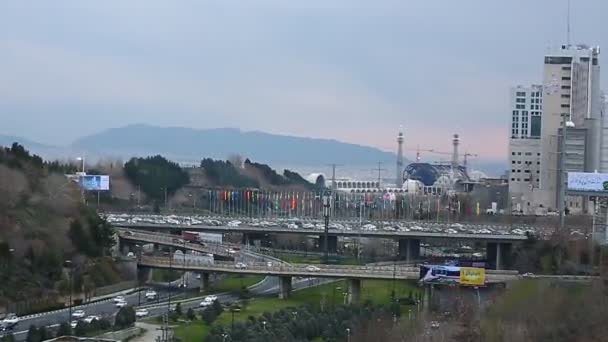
[70,124,399,166]
[2,125,399,166]
[1,125,507,176]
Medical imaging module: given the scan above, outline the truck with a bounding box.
[181,231,223,245]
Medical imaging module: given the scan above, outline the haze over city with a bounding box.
[3,0,608,162]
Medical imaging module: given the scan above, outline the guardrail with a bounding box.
[115,223,528,241]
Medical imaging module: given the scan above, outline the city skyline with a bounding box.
[2,1,608,162]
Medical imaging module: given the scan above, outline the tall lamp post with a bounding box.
[64,260,73,323]
[322,191,331,261]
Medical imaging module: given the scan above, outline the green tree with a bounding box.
[212,300,223,316]
[0,334,15,342]
[25,325,40,342]
[56,322,72,337]
[186,307,196,321]
[124,155,190,201]
[201,308,217,324]
[115,306,136,329]
[174,302,182,317]
[74,321,88,336]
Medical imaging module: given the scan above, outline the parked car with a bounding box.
[1,314,19,328]
[135,309,149,318]
[83,315,100,324]
[72,310,86,319]
[305,265,321,272]
[235,262,247,269]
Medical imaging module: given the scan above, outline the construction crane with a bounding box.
[406,145,478,170]
[405,145,451,162]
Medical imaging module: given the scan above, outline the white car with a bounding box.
[2,314,18,327]
[200,300,213,307]
[145,290,157,300]
[83,315,100,324]
[135,309,149,318]
[115,300,128,308]
[70,320,78,329]
[204,295,218,302]
[266,261,273,267]
[430,321,440,329]
[305,265,321,272]
[72,310,86,319]
[227,220,241,227]
[235,262,247,269]
[113,295,125,303]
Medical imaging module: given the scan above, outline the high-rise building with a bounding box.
[538,44,601,213]
[508,85,543,214]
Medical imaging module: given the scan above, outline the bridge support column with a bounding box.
[487,242,512,270]
[422,284,433,314]
[199,272,210,292]
[318,235,338,253]
[398,239,420,262]
[347,279,361,304]
[279,276,292,299]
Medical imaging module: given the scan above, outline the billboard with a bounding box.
[79,175,110,191]
[420,265,486,286]
[459,267,486,286]
[567,172,608,193]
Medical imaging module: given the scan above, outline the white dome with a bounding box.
[468,170,487,181]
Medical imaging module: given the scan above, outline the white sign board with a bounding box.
[567,172,608,193]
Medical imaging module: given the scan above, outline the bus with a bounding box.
[419,265,461,284]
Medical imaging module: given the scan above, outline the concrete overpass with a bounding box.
[115,222,527,269]
[137,255,520,301]
[117,230,236,258]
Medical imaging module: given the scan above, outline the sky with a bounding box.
[1,0,608,162]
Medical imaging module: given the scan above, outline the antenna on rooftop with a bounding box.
[567,0,571,46]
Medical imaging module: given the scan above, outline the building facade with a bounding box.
[537,44,601,213]
[508,85,543,214]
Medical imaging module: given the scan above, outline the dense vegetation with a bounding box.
[283,169,319,190]
[200,158,259,188]
[206,302,402,342]
[0,143,120,313]
[124,155,190,201]
[244,159,289,186]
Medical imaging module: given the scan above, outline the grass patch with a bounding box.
[174,279,420,341]
[205,275,265,293]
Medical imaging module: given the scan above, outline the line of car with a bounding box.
[107,214,539,236]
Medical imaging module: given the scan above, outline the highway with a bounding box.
[115,222,528,242]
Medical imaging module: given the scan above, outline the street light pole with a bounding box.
[323,192,331,261]
[65,260,73,323]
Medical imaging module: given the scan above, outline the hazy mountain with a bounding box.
[0,134,70,160]
[71,124,400,166]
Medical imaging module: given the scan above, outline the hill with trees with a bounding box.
[124,155,190,202]
[0,143,121,314]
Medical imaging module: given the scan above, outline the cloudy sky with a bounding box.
[1,0,607,161]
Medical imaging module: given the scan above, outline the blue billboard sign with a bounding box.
[79,175,110,191]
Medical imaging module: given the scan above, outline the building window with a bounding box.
[512,161,516,164]
[511,178,515,181]
[511,169,516,172]
[516,91,526,97]
[561,94,571,98]
[512,110,519,115]
[524,152,532,156]
[562,66,571,71]
[561,85,571,89]
[517,178,521,181]
[517,161,521,164]
[562,76,571,81]
[516,104,525,109]
[511,152,515,156]
[537,162,540,165]
[516,98,526,103]
[545,56,572,64]
[561,104,570,108]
